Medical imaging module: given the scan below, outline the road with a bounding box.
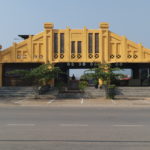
[0,106,150,150]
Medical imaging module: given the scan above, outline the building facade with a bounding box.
[0,22,150,87]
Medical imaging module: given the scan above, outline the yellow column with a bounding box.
[47,63,55,87]
[98,63,103,88]
[99,23,109,63]
[98,63,110,87]
[65,26,70,61]
[0,63,3,87]
[83,26,87,62]
[138,43,144,62]
[48,79,54,87]
[122,36,127,62]
[43,31,48,63]
[44,23,55,87]
[98,79,103,88]
[28,35,33,62]
[12,43,16,62]
[44,22,54,63]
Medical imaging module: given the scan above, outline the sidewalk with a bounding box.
[0,96,150,107]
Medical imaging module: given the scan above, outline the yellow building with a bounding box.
[0,22,150,87]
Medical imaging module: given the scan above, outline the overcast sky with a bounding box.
[0,0,148,77]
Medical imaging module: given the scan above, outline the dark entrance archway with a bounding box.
[112,63,150,86]
[3,63,42,86]
[54,62,98,88]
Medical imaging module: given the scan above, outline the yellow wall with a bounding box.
[0,64,2,87]
[0,22,150,65]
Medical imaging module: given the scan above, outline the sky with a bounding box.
[0,0,149,77]
[1,0,150,48]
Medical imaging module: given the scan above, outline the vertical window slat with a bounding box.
[88,33,93,53]
[54,33,58,53]
[95,33,99,53]
[60,33,64,53]
[77,41,82,53]
[71,41,75,53]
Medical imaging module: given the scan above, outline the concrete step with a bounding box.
[84,87,105,98]
[0,86,35,98]
[86,86,150,98]
[0,91,34,93]
[116,87,150,97]
[0,87,33,90]
[1,86,150,98]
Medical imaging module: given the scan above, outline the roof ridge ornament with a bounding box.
[99,22,109,29]
[44,22,54,29]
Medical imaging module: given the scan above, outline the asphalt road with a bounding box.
[0,106,150,150]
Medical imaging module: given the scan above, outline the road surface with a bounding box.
[0,106,150,150]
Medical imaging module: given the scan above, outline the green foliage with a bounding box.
[106,85,116,99]
[84,64,124,99]
[55,81,66,90]
[80,73,93,81]
[9,63,61,86]
[79,80,88,90]
[108,84,116,89]
[85,64,124,86]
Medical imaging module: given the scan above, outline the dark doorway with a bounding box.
[3,63,42,86]
[54,62,98,87]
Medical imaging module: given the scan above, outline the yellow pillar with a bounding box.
[47,63,55,87]
[98,63,110,87]
[98,79,103,88]
[44,22,54,63]
[138,43,144,61]
[65,26,70,61]
[122,36,127,62]
[43,23,55,87]
[99,23,109,63]
[11,42,16,62]
[47,79,54,87]
[98,63,103,88]
[0,64,3,87]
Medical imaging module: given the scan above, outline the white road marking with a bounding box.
[113,124,144,127]
[7,124,35,126]
[111,99,116,104]
[143,100,150,104]
[81,98,84,104]
[48,99,55,104]
[14,100,25,104]
[60,124,88,127]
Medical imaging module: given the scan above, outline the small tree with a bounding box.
[9,63,62,97]
[79,80,88,91]
[85,64,123,86]
[85,64,124,99]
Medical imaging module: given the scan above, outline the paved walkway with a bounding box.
[0,96,150,107]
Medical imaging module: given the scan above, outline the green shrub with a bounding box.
[79,81,88,91]
[105,85,116,99]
